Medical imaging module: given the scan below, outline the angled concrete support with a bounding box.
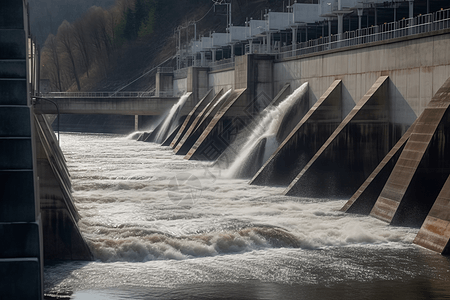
[284,76,390,198]
[144,92,192,143]
[174,89,225,155]
[185,89,247,161]
[414,175,450,255]
[214,83,292,169]
[161,118,186,146]
[370,77,450,227]
[34,115,92,260]
[170,89,213,149]
[341,121,417,215]
[251,80,342,186]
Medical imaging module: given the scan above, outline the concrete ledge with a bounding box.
[0,79,27,105]
[0,29,26,59]
[0,106,31,137]
[284,76,390,198]
[0,222,40,258]
[0,60,26,78]
[0,259,41,299]
[0,171,36,222]
[276,28,450,63]
[0,138,33,169]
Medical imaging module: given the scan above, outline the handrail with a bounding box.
[275,8,450,60]
[40,91,157,98]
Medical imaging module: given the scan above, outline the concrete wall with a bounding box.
[273,30,450,127]
[208,69,234,94]
[155,72,173,97]
[173,78,187,97]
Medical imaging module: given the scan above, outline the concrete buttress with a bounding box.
[370,77,450,227]
[414,175,450,255]
[284,76,391,198]
[251,80,342,186]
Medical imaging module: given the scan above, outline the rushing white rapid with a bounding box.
[43,133,450,299]
[154,93,190,143]
[225,83,308,178]
[61,132,415,263]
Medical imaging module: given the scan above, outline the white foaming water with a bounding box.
[43,132,450,299]
[154,93,190,143]
[59,132,416,264]
[225,83,308,178]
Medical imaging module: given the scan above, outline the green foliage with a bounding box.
[138,7,155,37]
[114,12,128,46]
[114,0,156,44]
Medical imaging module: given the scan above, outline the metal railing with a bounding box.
[209,57,235,72]
[276,8,450,60]
[40,91,156,98]
[157,67,174,73]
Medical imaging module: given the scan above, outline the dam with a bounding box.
[1,0,450,299]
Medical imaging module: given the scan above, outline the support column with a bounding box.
[284,76,390,198]
[231,43,235,60]
[328,18,332,42]
[200,51,206,67]
[358,9,363,30]
[370,77,450,228]
[337,14,344,40]
[135,115,139,131]
[409,0,414,18]
[292,26,297,50]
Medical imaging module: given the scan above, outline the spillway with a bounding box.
[225,83,308,178]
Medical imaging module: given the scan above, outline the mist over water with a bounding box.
[153,93,190,143]
[225,83,308,179]
[44,133,450,299]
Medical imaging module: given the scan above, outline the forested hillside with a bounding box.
[38,0,287,93]
[28,0,116,45]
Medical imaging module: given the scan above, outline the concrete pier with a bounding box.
[251,80,342,186]
[185,88,247,160]
[370,77,450,227]
[284,76,391,198]
[170,90,213,149]
[341,121,416,215]
[174,89,225,155]
[0,0,43,298]
[414,175,450,254]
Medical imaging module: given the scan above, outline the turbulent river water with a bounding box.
[44,132,450,300]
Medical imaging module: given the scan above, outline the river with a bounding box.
[44,132,450,299]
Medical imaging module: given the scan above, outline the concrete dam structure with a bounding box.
[2,0,450,298]
[135,5,450,256]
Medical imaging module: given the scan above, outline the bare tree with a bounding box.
[42,34,63,91]
[73,18,92,78]
[57,20,81,91]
